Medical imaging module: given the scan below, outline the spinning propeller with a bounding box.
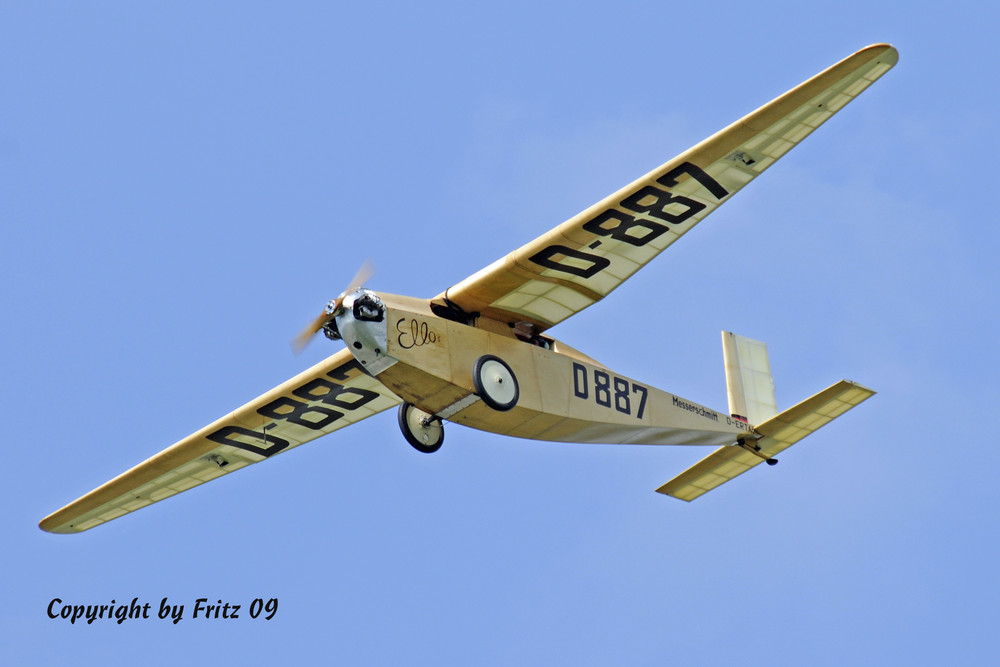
[292,259,375,354]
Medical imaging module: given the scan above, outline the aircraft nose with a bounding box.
[351,290,386,323]
[336,290,394,374]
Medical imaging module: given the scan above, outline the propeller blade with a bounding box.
[291,259,376,354]
[291,309,331,354]
[344,258,375,295]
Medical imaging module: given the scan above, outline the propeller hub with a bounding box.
[291,259,376,354]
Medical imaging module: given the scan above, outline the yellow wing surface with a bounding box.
[438,44,897,330]
[40,349,401,533]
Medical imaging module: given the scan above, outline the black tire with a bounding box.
[472,355,519,411]
[397,403,444,453]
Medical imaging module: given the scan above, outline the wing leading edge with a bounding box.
[438,44,897,331]
[40,349,401,533]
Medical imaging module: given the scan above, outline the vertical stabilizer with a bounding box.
[722,332,777,426]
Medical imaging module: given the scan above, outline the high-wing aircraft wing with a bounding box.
[437,44,897,331]
[39,349,401,533]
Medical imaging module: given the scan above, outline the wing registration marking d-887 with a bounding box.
[205,359,381,459]
[527,162,728,281]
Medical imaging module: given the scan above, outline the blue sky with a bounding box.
[3,1,997,665]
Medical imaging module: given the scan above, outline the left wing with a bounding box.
[437,44,897,331]
[40,349,400,533]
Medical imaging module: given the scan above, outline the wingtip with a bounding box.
[39,507,85,534]
[39,518,87,535]
[860,42,899,65]
[38,516,64,534]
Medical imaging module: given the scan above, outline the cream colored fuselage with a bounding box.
[337,291,746,447]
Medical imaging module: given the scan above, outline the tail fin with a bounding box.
[722,332,777,425]
[656,335,875,502]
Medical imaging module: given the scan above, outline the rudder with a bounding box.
[722,331,777,426]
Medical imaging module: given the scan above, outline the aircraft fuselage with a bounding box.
[336,289,747,447]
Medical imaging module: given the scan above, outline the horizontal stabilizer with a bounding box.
[656,380,874,501]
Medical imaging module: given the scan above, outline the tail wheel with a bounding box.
[473,355,519,411]
[397,403,444,453]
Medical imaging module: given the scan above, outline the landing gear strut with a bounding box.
[737,436,778,466]
[397,403,444,453]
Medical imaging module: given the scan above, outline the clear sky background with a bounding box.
[3,1,997,665]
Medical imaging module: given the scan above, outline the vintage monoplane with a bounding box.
[41,44,896,533]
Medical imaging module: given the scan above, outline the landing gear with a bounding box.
[397,403,444,453]
[473,355,519,411]
[736,436,778,466]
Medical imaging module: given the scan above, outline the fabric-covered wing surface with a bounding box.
[438,44,897,331]
[40,349,401,533]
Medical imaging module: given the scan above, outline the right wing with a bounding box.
[40,349,401,533]
[437,44,897,331]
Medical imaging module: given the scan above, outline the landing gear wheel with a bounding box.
[473,355,519,411]
[397,403,444,453]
